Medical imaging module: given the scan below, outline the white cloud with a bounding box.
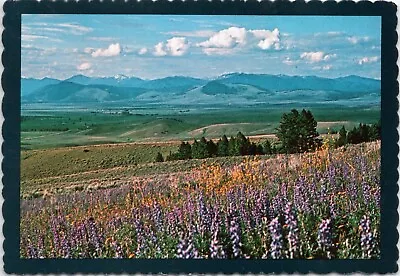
[25,22,93,36]
[153,37,189,57]
[163,30,216,38]
[196,27,281,55]
[22,34,62,43]
[138,48,148,55]
[323,53,337,61]
[300,51,336,63]
[312,65,332,71]
[88,37,116,42]
[91,43,121,57]
[283,57,296,66]
[84,47,94,54]
[202,48,236,56]
[154,42,167,57]
[358,56,379,65]
[250,28,281,50]
[347,36,370,44]
[197,27,247,49]
[300,51,325,62]
[55,23,93,35]
[77,62,91,71]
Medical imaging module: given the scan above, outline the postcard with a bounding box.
[2,0,398,274]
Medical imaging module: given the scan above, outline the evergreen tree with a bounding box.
[263,140,273,155]
[207,139,218,157]
[192,137,209,159]
[177,141,192,160]
[359,123,370,142]
[256,144,264,155]
[155,152,164,162]
[347,126,362,144]
[236,132,250,155]
[217,135,229,157]
[248,142,257,155]
[228,136,239,156]
[276,109,320,153]
[336,126,347,147]
[370,120,381,141]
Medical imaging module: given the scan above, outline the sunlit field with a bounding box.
[20,141,380,259]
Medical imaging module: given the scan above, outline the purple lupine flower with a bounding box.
[112,240,124,258]
[152,202,163,232]
[360,215,374,258]
[271,195,283,217]
[317,219,332,259]
[294,178,311,213]
[176,232,199,259]
[329,197,337,219]
[347,175,359,203]
[362,181,371,206]
[36,236,45,259]
[27,241,39,259]
[60,235,72,258]
[50,215,61,257]
[86,217,103,256]
[134,219,145,257]
[284,202,299,258]
[210,225,226,259]
[374,187,380,208]
[229,216,242,258]
[269,217,283,259]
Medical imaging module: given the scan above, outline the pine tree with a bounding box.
[236,132,250,155]
[155,152,164,162]
[276,109,320,154]
[228,136,239,156]
[336,126,347,147]
[263,140,272,155]
[217,135,229,157]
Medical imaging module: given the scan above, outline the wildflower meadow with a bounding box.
[20,141,380,259]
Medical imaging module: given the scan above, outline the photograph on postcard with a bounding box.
[20,14,381,259]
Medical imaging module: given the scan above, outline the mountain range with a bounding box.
[21,73,381,106]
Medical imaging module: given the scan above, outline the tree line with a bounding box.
[155,109,381,162]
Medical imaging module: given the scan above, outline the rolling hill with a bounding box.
[21,73,381,107]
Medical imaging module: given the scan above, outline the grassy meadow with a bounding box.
[20,104,381,259]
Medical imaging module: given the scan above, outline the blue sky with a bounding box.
[22,15,381,80]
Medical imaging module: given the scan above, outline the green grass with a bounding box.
[21,106,380,149]
[21,143,178,181]
[20,104,380,198]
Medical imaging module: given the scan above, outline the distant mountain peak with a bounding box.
[114,74,128,80]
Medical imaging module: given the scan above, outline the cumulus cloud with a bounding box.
[249,28,281,50]
[196,27,281,55]
[138,47,148,55]
[358,56,379,65]
[153,37,189,57]
[323,65,332,70]
[300,51,336,63]
[197,27,247,49]
[91,43,121,57]
[154,42,167,56]
[77,62,91,71]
